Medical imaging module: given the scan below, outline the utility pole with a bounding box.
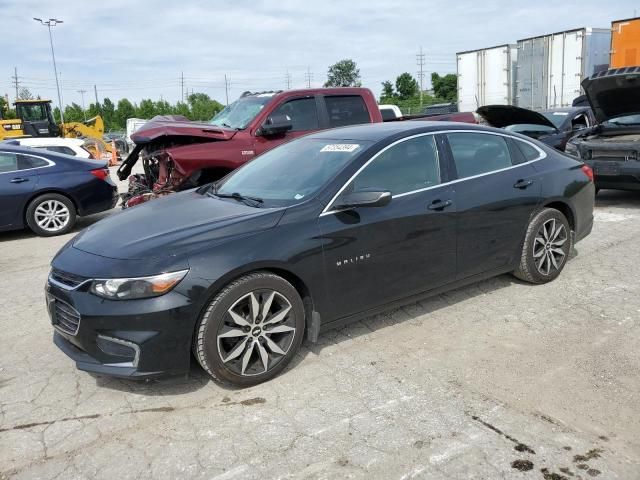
[285,70,292,90]
[416,46,426,108]
[225,75,231,104]
[33,17,64,124]
[304,67,313,88]
[77,89,87,120]
[181,71,184,102]
[94,84,100,108]
[11,67,20,102]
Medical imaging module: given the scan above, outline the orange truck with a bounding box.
[611,17,640,68]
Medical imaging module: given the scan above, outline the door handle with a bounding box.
[513,179,533,189]
[428,199,452,211]
[10,177,29,184]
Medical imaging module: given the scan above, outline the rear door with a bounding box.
[0,151,45,228]
[442,131,543,279]
[318,133,456,320]
[252,96,321,156]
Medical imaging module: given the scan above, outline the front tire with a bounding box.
[513,208,572,284]
[25,193,76,237]
[194,272,305,387]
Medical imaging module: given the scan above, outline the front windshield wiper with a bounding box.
[211,191,264,207]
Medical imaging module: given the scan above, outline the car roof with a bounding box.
[17,137,84,147]
[307,121,493,141]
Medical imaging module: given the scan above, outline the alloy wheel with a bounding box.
[217,290,296,376]
[533,218,567,276]
[34,200,70,233]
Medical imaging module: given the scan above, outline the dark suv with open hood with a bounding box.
[565,67,640,191]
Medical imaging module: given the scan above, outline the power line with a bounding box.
[181,71,185,102]
[304,67,313,88]
[77,89,87,120]
[416,46,426,107]
[285,70,292,90]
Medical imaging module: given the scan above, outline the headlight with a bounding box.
[89,270,188,300]
[565,141,580,158]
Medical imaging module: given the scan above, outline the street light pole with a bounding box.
[33,17,64,125]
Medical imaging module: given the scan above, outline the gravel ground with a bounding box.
[0,169,638,479]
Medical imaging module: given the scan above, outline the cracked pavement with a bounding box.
[1,171,639,479]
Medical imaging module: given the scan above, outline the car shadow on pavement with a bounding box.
[595,189,640,208]
[0,210,115,242]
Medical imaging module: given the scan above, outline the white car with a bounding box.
[11,137,94,158]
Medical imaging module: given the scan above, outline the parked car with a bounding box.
[476,105,595,150]
[9,137,94,158]
[0,144,117,236]
[565,67,640,191]
[48,121,594,386]
[117,88,382,208]
[379,104,403,121]
[104,131,130,157]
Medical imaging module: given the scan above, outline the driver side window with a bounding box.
[271,98,319,132]
[344,135,440,196]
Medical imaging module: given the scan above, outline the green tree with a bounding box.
[136,98,156,119]
[187,93,223,121]
[114,98,136,129]
[380,81,395,101]
[155,99,172,116]
[172,101,191,118]
[86,102,101,121]
[431,73,458,102]
[395,73,419,100]
[324,59,362,87]
[102,98,116,130]
[0,97,15,119]
[63,103,85,123]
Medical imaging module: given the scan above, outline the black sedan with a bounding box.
[0,143,118,236]
[47,122,595,386]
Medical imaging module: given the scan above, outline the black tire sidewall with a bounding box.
[26,193,76,237]
[523,209,571,283]
[196,273,305,387]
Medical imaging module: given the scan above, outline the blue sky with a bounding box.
[1,0,637,107]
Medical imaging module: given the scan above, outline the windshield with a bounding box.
[541,111,570,128]
[216,137,372,207]
[209,94,275,129]
[17,103,48,122]
[603,114,640,126]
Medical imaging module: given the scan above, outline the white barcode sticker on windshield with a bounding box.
[320,144,360,153]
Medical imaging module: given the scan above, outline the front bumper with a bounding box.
[46,277,199,378]
[586,159,640,191]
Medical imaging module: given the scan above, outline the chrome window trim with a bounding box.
[98,335,141,368]
[320,129,547,217]
[0,150,55,175]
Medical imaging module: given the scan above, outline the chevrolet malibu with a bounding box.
[47,122,595,387]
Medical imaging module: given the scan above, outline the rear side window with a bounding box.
[43,146,76,156]
[347,135,440,196]
[271,98,319,132]
[514,140,542,162]
[325,96,370,127]
[0,152,18,173]
[20,155,50,168]
[446,133,512,179]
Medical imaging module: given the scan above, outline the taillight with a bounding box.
[581,164,594,182]
[91,168,110,181]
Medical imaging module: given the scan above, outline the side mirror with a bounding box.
[333,191,391,210]
[257,114,292,136]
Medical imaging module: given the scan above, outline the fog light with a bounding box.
[96,335,140,366]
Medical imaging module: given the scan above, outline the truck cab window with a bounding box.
[325,96,370,127]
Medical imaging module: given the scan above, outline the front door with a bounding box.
[318,134,457,320]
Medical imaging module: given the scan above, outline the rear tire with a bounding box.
[513,208,572,284]
[25,193,76,237]
[193,272,305,387]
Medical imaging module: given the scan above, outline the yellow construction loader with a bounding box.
[0,99,115,160]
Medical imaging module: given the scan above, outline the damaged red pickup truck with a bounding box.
[117,88,382,207]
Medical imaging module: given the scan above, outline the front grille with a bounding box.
[50,269,88,289]
[52,299,81,335]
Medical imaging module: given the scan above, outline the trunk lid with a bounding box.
[581,67,640,123]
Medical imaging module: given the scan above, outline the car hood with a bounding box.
[476,105,557,130]
[131,115,238,145]
[72,190,285,260]
[582,69,640,123]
